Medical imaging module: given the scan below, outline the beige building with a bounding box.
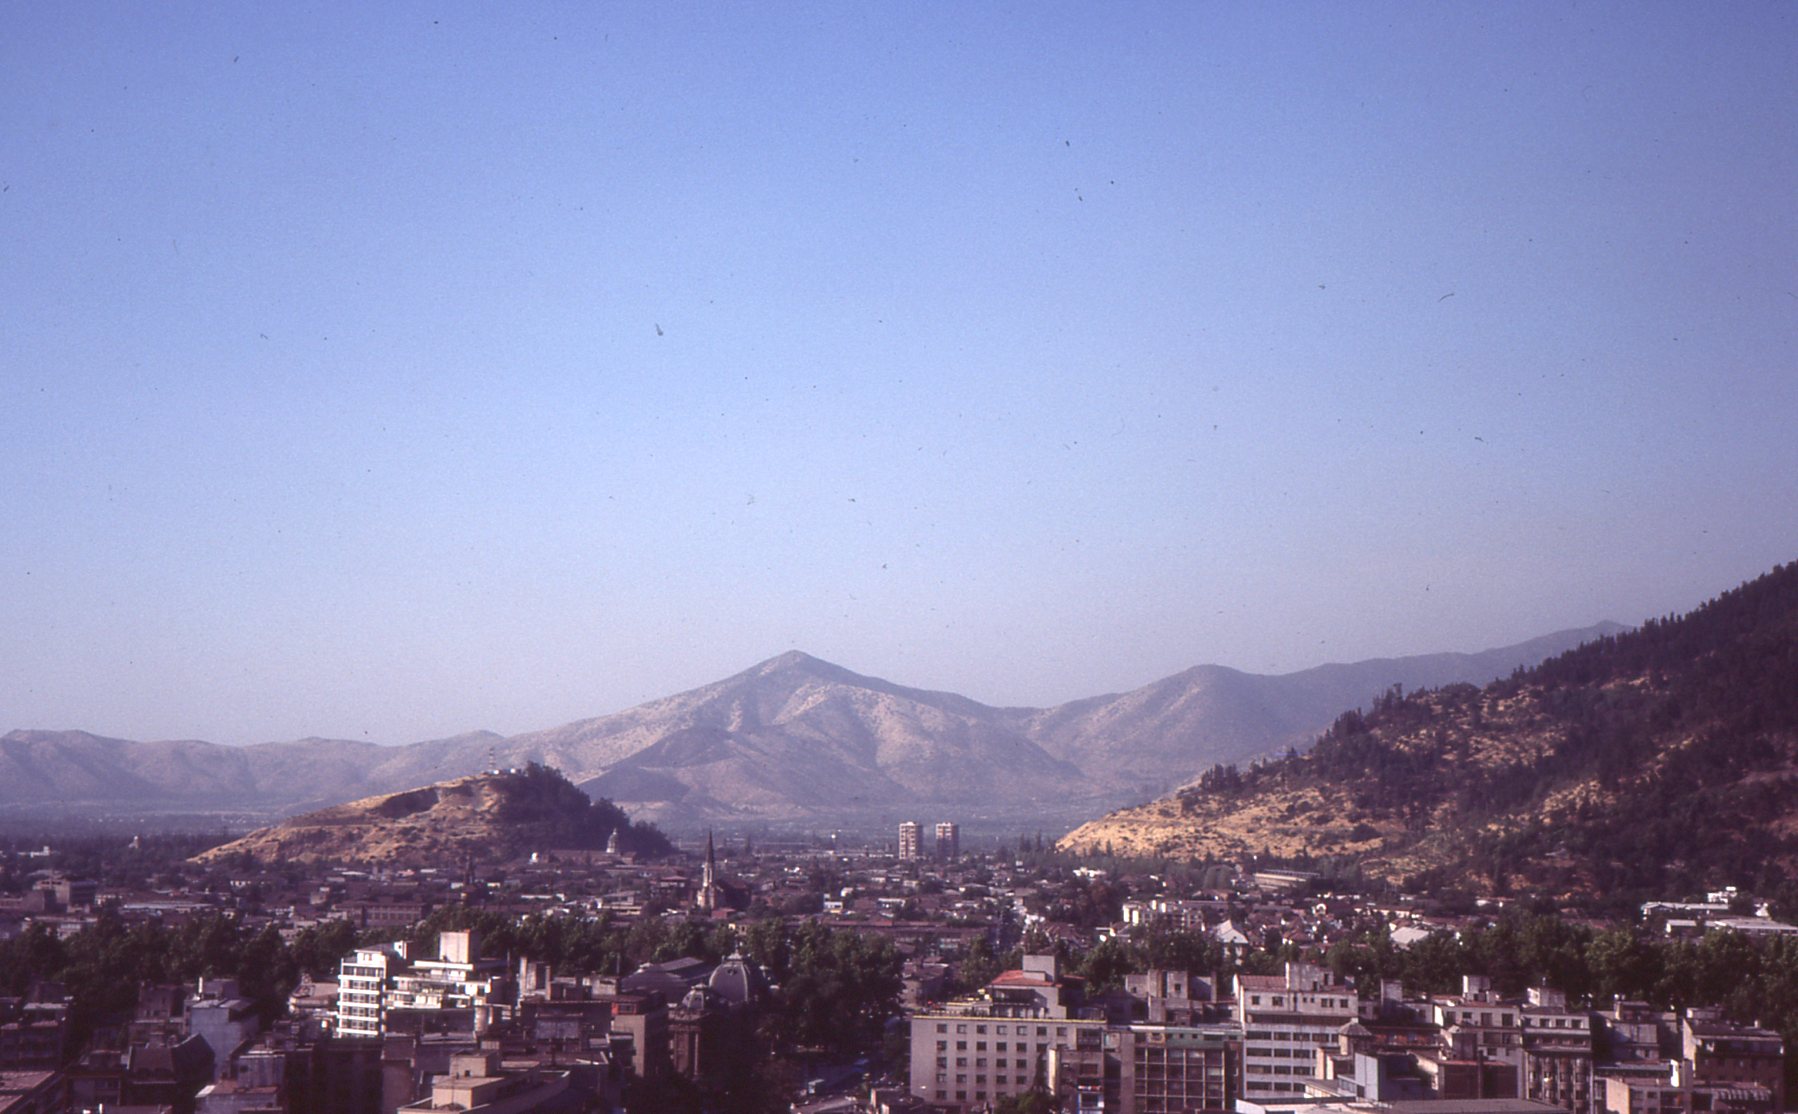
[1235,962,1361,1099]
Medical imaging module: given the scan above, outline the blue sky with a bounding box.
[3,3,1794,745]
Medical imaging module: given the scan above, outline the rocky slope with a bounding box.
[1060,562,1798,903]
[192,765,662,866]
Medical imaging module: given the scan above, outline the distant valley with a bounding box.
[0,623,1618,834]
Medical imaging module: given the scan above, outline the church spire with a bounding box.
[697,829,719,912]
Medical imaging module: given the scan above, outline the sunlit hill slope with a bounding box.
[1061,561,1798,903]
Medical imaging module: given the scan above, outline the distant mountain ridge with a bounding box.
[1,623,1620,832]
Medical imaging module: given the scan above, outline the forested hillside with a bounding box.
[1061,561,1798,906]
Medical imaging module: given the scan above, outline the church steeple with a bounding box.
[697,829,720,912]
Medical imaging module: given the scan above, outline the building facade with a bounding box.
[1235,963,1360,1099]
[899,822,922,862]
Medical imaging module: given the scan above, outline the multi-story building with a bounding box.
[336,944,404,1038]
[935,822,960,861]
[1601,1065,1779,1114]
[1681,1015,1784,1110]
[1235,963,1360,1099]
[1598,1001,1678,1062]
[1116,1023,1239,1113]
[899,822,922,862]
[1432,976,1524,1068]
[335,932,509,1040]
[909,955,1110,1111]
[1520,987,1594,1114]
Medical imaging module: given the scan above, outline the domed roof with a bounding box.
[707,951,768,1006]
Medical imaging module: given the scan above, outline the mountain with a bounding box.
[192,764,669,866]
[1058,562,1798,904]
[1,624,1619,832]
[1006,624,1625,799]
[0,729,506,817]
[573,651,1086,828]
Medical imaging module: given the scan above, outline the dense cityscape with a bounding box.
[5,813,1798,1114]
[7,4,1794,1114]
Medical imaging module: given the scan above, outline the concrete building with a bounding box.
[335,932,509,1040]
[909,955,1108,1111]
[1520,987,1593,1114]
[935,822,960,861]
[1432,977,1524,1069]
[1681,1015,1784,1110]
[1234,962,1361,1099]
[336,944,405,1039]
[899,822,922,862]
[396,1051,572,1113]
[911,960,1243,1113]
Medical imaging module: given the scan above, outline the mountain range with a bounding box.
[0,623,1619,833]
[1058,562,1798,904]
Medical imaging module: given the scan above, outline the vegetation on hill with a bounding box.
[1063,561,1798,906]
[495,762,674,856]
[193,763,673,866]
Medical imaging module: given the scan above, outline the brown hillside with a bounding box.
[1060,561,1798,904]
[192,766,658,866]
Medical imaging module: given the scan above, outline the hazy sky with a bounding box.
[4,3,1794,746]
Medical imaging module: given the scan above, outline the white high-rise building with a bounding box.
[898,821,922,861]
[336,943,405,1037]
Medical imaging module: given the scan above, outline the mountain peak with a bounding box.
[760,649,828,671]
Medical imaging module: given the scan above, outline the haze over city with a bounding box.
[4,4,1794,747]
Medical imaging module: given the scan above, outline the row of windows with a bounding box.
[935,1074,1030,1087]
[940,1039,1032,1052]
[1247,995,1353,1010]
[935,1021,1067,1037]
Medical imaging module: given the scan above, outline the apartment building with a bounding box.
[1681,1015,1785,1110]
[336,944,404,1039]
[1432,976,1524,1068]
[1235,962,1360,1099]
[1521,987,1594,1114]
[336,931,509,1040]
[910,955,1107,1111]
[899,822,922,862]
[935,822,960,861]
